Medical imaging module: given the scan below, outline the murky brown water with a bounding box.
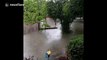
[24,18,83,60]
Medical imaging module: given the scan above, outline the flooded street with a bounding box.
[24,18,83,60]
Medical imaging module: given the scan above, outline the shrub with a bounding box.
[67,34,83,60]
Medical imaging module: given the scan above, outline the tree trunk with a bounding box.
[62,18,70,33]
[38,22,40,30]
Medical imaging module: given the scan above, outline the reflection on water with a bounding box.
[24,19,83,60]
[42,29,62,44]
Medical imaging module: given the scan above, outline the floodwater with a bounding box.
[23,18,83,60]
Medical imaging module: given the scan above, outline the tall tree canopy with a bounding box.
[46,0,83,33]
[24,0,83,33]
[24,0,47,25]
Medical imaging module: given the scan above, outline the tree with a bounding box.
[61,0,84,33]
[46,0,71,33]
[24,0,47,25]
[62,1,71,33]
[24,0,83,32]
[24,0,37,25]
[46,0,56,19]
[69,0,84,18]
[62,0,84,33]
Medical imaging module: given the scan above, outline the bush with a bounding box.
[67,34,83,60]
[24,0,47,25]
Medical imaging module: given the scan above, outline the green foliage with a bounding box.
[70,0,84,18]
[24,0,37,24]
[24,0,47,25]
[46,1,56,19]
[42,23,50,28]
[36,16,43,21]
[41,19,50,28]
[63,1,71,18]
[46,0,84,20]
[67,34,83,60]
[24,0,83,32]
[40,0,47,18]
[46,0,83,33]
[46,0,64,20]
[62,0,84,20]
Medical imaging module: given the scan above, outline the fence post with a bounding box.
[38,22,40,30]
